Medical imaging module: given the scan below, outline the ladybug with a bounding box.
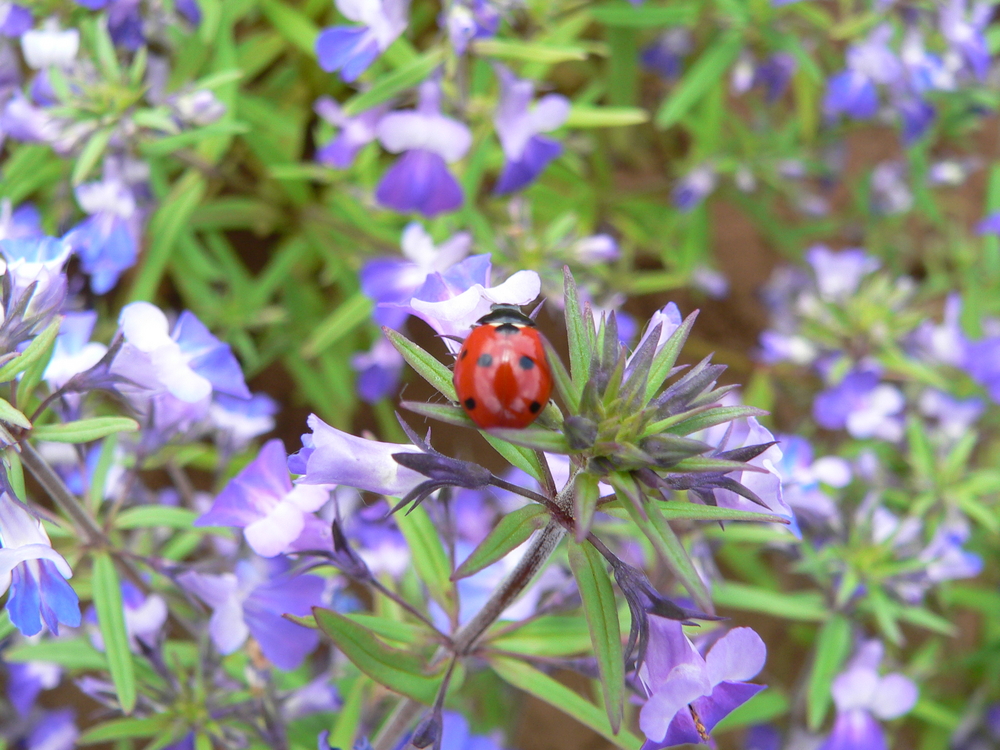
[453,304,552,429]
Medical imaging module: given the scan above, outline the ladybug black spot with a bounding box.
[519,355,535,370]
[460,349,469,360]
[529,401,541,413]
[464,398,477,410]
[477,353,493,367]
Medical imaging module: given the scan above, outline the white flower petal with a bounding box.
[120,302,172,352]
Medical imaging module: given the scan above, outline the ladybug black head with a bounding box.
[477,304,536,328]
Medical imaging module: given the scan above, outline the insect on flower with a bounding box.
[453,304,552,429]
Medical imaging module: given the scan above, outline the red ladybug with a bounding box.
[453,304,552,429]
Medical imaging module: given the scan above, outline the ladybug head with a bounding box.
[477,304,536,328]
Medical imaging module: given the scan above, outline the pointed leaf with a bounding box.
[713,581,827,621]
[0,319,60,382]
[563,268,591,388]
[454,505,549,580]
[568,541,624,733]
[92,552,136,713]
[385,328,457,401]
[573,472,600,542]
[655,32,743,129]
[482,434,546,484]
[0,398,30,429]
[644,311,698,402]
[114,506,198,530]
[395,504,454,614]
[80,717,172,744]
[32,417,139,444]
[486,427,571,453]
[807,615,851,731]
[401,400,473,428]
[302,291,373,358]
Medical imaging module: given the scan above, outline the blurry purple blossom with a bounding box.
[819,641,917,750]
[282,675,341,720]
[290,414,424,496]
[26,708,78,750]
[805,245,879,301]
[314,97,386,169]
[909,294,967,367]
[493,66,570,194]
[210,393,279,453]
[0,198,42,242]
[672,165,716,212]
[360,222,471,328]
[176,0,202,25]
[375,80,471,216]
[813,369,904,441]
[169,89,226,127]
[75,0,145,50]
[6,660,61,716]
[758,330,818,366]
[0,94,63,145]
[976,212,1000,235]
[571,234,619,265]
[43,311,108,391]
[0,234,71,319]
[774,435,849,527]
[629,302,682,368]
[939,0,992,81]
[0,4,30,38]
[641,29,691,79]
[0,492,80,636]
[20,21,79,69]
[918,515,983,586]
[870,161,913,214]
[639,621,767,748]
[436,711,506,750]
[86,580,168,651]
[691,266,728,299]
[961,336,1000,402]
[755,53,797,102]
[443,0,499,55]
[352,335,404,402]
[197,439,331,558]
[178,557,325,670]
[316,0,408,82]
[917,389,983,441]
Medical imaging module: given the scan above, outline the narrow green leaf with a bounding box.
[32,417,139,444]
[92,552,136,713]
[347,614,427,645]
[563,106,649,127]
[490,657,642,750]
[656,32,743,129]
[573,472,600,542]
[139,121,251,157]
[656,405,768,436]
[482,433,546,484]
[313,607,439,703]
[806,615,850,731]
[89,433,118,510]
[395,504,454,614]
[401,400,473,428]
[328,674,370,750]
[0,398,30,429]
[0,319,60,382]
[114,506,198,530]
[471,39,589,63]
[257,0,320,55]
[486,427,571,453]
[713,581,827,621]
[454,505,549,579]
[644,311,697,402]
[5,638,106,670]
[90,15,123,80]
[655,501,790,525]
[80,717,172,744]
[542,339,580,410]
[563,268,591,387]
[72,126,114,186]
[568,541,624,733]
[867,587,903,645]
[302,291,373,357]
[589,2,698,27]
[487,616,592,656]
[385,328,457,401]
[342,49,446,117]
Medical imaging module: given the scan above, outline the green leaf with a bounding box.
[454,505,549,579]
[312,607,440,703]
[655,501,791,525]
[482,434,546,484]
[328,674,370,750]
[563,268,591,387]
[385,328,457,401]
[0,398,30,429]
[655,405,768,436]
[257,0,320,55]
[89,433,118,510]
[487,616,592,656]
[644,311,697,402]
[806,615,851,731]
[32,417,139,444]
[542,338,579,410]
[395,504,454,614]
[346,614,428,645]
[139,121,251,157]
[490,657,642,750]
[589,2,698,27]
[5,637,106,669]
[563,106,649,128]
[485,426,571,453]
[655,32,743,129]
[72,126,114,186]
[568,541,624,733]
[573,472,600,542]
[342,49,446,117]
[302,291,373,358]
[713,581,828,621]
[471,39,589,63]
[114,506,198,530]
[92,552,136,713]
[80,717,172,744]
[0,319,60,382]
[400,400,473,428]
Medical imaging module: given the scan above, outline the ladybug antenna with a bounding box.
[528,299,545,320]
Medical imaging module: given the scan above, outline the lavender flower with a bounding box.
[638,620,767,748]
[25,708,78,750]
[0,5,31,38]
[375,80,472,217]
[823,24,902,121]
[0,493,81,636]
[196,439,332,558]
[977,212,1000,235]
[209,393,279,452]
[0,199,41,241]
[804,245,879,301]
[641,29,691,80]
[0,234,71,319]
[6,660,61,716]
[314,97,386,169]
[813,369,904,441]
[351,335,405,402]
[442,0,499,55]
[571,234,619,265]
[819,641,917,750]
[774,435,850,527]
[75,0,145,50]
[20,21,79,69]
[178,557,325,670]
[315,0,408,82]
[43,311,108,391]
[870,162,913,215]
[87,580,168,651]
[672,165,717,212]
[939,0,992,81]
[492,66,570,194]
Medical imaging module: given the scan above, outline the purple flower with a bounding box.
[43,311,108,390]
[0,493,81,636]
[290,414,424,496]
[6,660,61,716]
[641,29,691,79]
[629,302,683,367]
[976,212,1000,235]
[176,0,202,25]
[442,0,499,55]
[315,0,408,82]
[0,5,31,38]
[813,369,904,441]
[0,199,42,241]
[406,261,541,348]
[86,580,168,651]
[824,24,902,121]
[918,515,983,585]
[672,165,716,211]
[63,173,141,294]
[375,80,472,216]
[0,234,71,317]
[114,302,251,403]
[209,393,279,452]
[870,161,913,215]
[0,93,64,145]
[314,97,386,169]
[360,222,471,328]
[910,294,967,367]
[178,557,325,670]
[169,89,226,127]
[805,245,879,301]
[438,710,506,750]
[819,641,917,750]
[20,22,78,69]
[918,389,983,440]
[774,435,849,527]
[638,621,767,748]
[754,53,796,102]
[26,708,78,750]
[939,0,992,80]
[959,336,1000,402]
[492,66,570,194]
[75,0,145,49]
[196,439,331,558]
[352,335,404,402]
[571,234,619,265]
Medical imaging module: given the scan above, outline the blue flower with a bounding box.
[351,335,404,402]
[0,493,81,637]
[442,0,499,55]
[672,165,717,211]
[43,311,108,390]
[976,212,1000,235]
[316,0,408,82]
[375,80,472,217]
[314,97,387,169]
[6,660,61,716]
[210,392,279,452]
[492,66,570,194]
[804,245,879,300]
[641,29,691,80]
[939,0,992,80]
[813,368,904,441]
[0,5,31,38]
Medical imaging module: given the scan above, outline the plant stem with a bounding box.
[371,520,566,750]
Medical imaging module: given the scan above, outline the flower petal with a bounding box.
[706,627,767,685]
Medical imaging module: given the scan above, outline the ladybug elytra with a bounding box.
[453,304,552,429]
